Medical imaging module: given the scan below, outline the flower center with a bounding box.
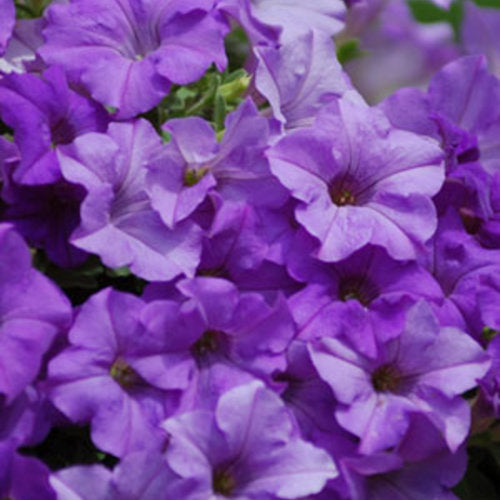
[50,118,77,146]
[328,175,361,206]
[110,358,141,389]
[371,364,401,393]
[212,467,236,497]
[338,276,378,306]
[183,166,210,187]
[191,330,220,357]
[331,189,356,206]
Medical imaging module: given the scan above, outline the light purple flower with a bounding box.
[146,98,287,229]
[0,18,45,75]
[219,0,346,44]
[0,224,71,403]
[267,94,444,262]
[163,381,337,498]
[39,0,228,118]
[342,0,457,103]
[47,288,180,457]
[254,30,349,129]
[50,451,195,500]
[0,0,15,55]
[462,1,500,78]
[58,119,202,281]
[309,301,490,454]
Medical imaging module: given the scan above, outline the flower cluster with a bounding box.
[1,0,499,499]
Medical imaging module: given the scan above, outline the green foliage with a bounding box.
[408,0,463,41]
[337,39,364,65]
[473,0,500,8]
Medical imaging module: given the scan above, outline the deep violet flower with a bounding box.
[267,94,444,262]
[254,30,349,129]
[0,224,71,403]
[429,212,500,340]
[47,288,182,457]
[57,119,202,281]
[146,98,287,229]
[163,381,337,499]
[309,301,490,455]
[0,386,54,448]
[0,0,15,55]
[0,65,108,185]
[341,416,467,500]
[39,0,228,118]
[141,276,295,410]
[1,138,87,268]
[287,237,443,357]
[0,439,55,500]
[380,56,500,177]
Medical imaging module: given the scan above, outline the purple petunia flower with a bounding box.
[267,94,444,262]
[58,119,202,281]
[288,238,443,357]
[462,1,500,78]
[0,18,45,75]
[146,98,287,229]
[218,0,346,44]
[430,212,500,340]
[309,301,490,454]
[0,224,72,404]
[141,276,295,410]
[254,30,349,129]
[342,0,457,104]
[50,450,197,500]
[39,0,228,118]
[380,56,500,177]
[1,139,87,267]
[163,381,337,498]
[341,415,467,500]
[0,0,15,56]
[47,288,182,457]
[0,65,108,185]
[0,439,55,500]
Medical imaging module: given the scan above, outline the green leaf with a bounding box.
[213,93,227,132]
[337,39,363,65]
[408,0,449,22]
[473,0,500,8]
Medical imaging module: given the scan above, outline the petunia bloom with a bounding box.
[0,0,15,55]
[163,381,337,498]
[58,119,202,281]
[146,98,287,229]
[309,301,490,454]
[267,94,444,262]
[0,65,108,185]
[288,238,443,357]
[0,224,72,403]
[39,0,228,118]
[47,288,180,457]
[254,30,349,129]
